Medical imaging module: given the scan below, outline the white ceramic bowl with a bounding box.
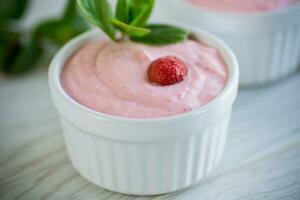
[48,27,239,195]
[160,0,300,86]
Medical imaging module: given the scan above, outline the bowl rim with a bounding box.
[49,25,239,123]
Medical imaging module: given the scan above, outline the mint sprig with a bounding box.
[77,0,189,45]
[127,0,155,26]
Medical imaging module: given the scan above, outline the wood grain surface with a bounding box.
[0,70,300,200]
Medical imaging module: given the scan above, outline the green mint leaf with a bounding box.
[130,24,189,45]
[129,0,155,26]
[116,0,130,23]
[77,0,116,40]
[8,37,44,75]
[116,0,154,26]
[112,19,150,37]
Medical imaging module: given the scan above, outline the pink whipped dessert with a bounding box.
[186,0,298,12]
[61,39,227,118]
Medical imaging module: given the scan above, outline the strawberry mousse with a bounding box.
[186,0,298,12]
[61,39,227,118]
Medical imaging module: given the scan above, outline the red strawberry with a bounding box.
[147,56,188,86]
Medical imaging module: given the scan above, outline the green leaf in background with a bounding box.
[112,19,150,38]
[36,18,88,46]
[36,21,71,46]
[129,0,155,26]
[0,0,89,75]
[77,0,116,40]
[116,0,131,24]
[0,31,21,72]
[6,37,44,75]
[0,0,29,22]
[130,24,189,46]
[0,31,42,75]
[36,0,88,46]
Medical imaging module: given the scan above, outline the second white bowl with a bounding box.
[160,0,300,86]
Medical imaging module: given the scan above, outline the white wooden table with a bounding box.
[1,69,300,200]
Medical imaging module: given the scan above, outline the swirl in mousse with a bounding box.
[61,39,227,118]
[186,0,298,12]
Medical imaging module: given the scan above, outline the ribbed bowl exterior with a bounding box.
[219,26,300,85]
[60,110,231,195]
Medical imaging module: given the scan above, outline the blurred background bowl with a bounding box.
[159,0,300,86]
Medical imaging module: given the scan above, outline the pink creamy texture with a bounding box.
[61,40,227,118]
[187,0,297,12]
